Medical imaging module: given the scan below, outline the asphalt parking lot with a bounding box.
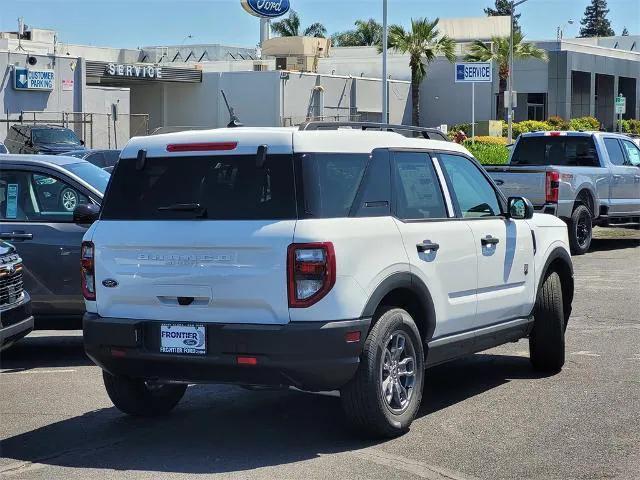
[1,230,639,480]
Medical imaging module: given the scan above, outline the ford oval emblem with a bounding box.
[241,0,290,18]
[102,279,119,288]
[183,338,198,347]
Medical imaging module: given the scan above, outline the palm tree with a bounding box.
[332,19,382,47]
[464,32,548,119]
[271,11,327,38]
[385,18,456,126]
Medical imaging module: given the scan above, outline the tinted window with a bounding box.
[101,155,296,220]
[0,143,7,154]
[621,140,640,167]
[440,154,502,218]
[604,138,625,166]
[85,152,106,167]
[300,153,368,218]
[103,150,120,167]
[32,128,81,145]
[512,136,598,166]
[392,152,447,220]
[0,170,90,222]
[62,162,111,193]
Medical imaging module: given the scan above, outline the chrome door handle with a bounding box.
[0,232,33,240]
[416,241,440,253]
[481,235,500,246]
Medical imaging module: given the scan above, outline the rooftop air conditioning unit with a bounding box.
[253,62,269,72]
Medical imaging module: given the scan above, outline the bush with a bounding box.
[501,120,552,137]
[472,136,508,145]
[547,116,569,130]
[621,119,640,135]
[451,123,472,136]
[464,139,509,165]
[568,116,600,131]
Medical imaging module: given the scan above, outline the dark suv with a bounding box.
[0,241,33,351]
[4,125,85,155]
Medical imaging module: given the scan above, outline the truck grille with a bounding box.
[0,258,24,307]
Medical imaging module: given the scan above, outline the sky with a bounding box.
[0,0,637,49]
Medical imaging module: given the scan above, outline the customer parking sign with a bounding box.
[14,68,55,91]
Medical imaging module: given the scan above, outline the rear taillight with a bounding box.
[81,241,96,300]
[545,171,560,203]
[287,243,336,308]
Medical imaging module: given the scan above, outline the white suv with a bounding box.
[81,123,574,437]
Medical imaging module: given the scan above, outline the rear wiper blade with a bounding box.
[157,203,202,211]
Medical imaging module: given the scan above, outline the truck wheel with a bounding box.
[568,204,592,255]
[103,371,187,416]
[341,308,424,438]
[529,271,565,373]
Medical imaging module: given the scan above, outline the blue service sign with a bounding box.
[455,62,493,83]
[241,0,290,18]
[14,67,55,91]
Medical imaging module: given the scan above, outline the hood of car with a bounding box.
[36,144,85,154]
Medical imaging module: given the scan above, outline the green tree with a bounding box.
[485,0,521,33]
[383,18,456,126]
[332,19,383,47]
[464,32,548,119]
[579,0,615,38]
[271,11,327,38]
[621,27,629,36]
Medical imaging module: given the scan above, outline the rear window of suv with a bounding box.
[101,155,297,220]
[511,136,599,167]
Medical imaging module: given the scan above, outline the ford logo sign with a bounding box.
[241,0,290,18]
[102,279,119,288]
[183,338,198,347]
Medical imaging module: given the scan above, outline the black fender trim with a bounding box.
[361,272,437,342]
[537,247,574,320]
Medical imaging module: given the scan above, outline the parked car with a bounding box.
[0,142,8,154]
[62,149,120,170]
[82,123,574,438]
[0,240,33,351]
[0,155,108,328]
[485,131,640,254]
[4,125,86,155]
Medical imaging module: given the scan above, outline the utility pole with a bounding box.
[382,0,388,123]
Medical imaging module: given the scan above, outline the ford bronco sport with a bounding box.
[82,123,574,437]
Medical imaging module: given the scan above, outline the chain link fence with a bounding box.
[0,111,149,150]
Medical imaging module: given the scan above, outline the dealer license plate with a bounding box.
[160,324,206,355]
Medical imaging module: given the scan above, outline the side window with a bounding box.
[0,170,89,222]
[604,138,626,166]
[392,151,447,220]
[87,152,106,168]
[439,154,502,218]
[621,140,640,167]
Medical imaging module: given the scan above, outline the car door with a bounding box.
[437,152,536,328]
[603,137,637,215]
[620,139,640,215]
[389,150,478,340]
[0,166,96,319]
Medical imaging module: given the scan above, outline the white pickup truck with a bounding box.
[486,131,640,254]
[80,123,574,437]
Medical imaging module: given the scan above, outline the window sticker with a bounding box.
[6,184,18,219]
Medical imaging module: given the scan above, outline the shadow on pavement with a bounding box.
[0,332,92,370]
[0,352,544,475]
[589,237,640,252]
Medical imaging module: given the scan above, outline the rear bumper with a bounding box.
[0,294,34,350]
[83,313,371,391]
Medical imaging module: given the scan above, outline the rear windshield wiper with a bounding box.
[157,203,207,218]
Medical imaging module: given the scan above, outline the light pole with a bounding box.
[556,20,574,42]
[382,0,388,124]
[508,0,528,143]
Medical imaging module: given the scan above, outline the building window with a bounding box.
[527,93,546,121]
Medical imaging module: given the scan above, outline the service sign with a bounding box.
[241,0,290,18]
[455,62,493,83]
[106,63,163,79]
[14,68,55,91]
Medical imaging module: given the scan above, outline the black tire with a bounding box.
[341,307,424,438]
[102,371,187,417]
[529,271,565,373]
[568,204,592,255]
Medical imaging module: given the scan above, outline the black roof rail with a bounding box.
[298,121,450,141]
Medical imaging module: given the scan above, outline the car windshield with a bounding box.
[32,128,81,145]
[62,162,110,193]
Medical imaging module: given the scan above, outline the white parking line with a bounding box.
[0,369,77,375]
[570,351,601,357]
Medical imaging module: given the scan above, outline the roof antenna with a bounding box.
[136,149,147,171]
[221,90,243,128]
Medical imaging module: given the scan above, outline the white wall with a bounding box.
[84,86,130,148]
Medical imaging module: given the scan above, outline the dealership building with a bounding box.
[0,15,637,148]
